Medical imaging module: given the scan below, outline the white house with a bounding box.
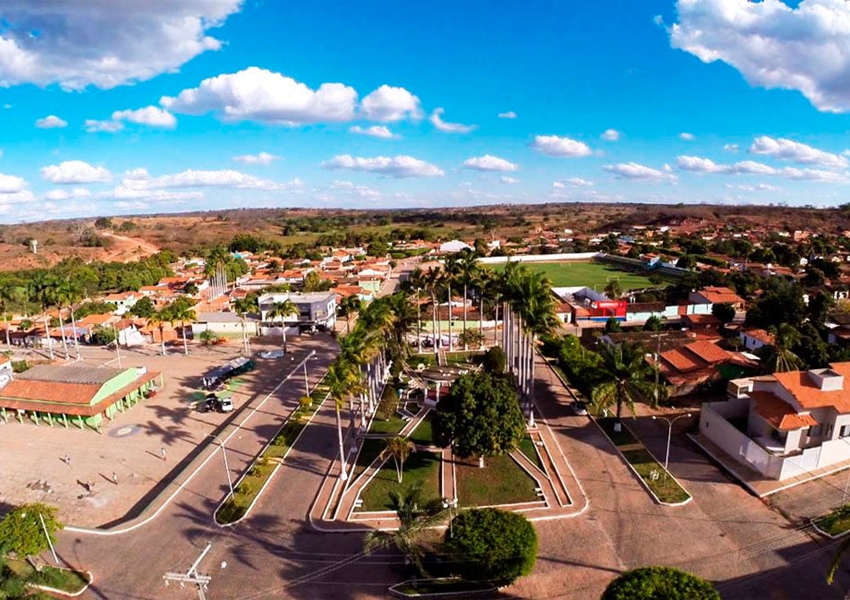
[699,363,850,481]
[739,329,774,352]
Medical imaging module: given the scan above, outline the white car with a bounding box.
[217,397,234,413]
[258,349,285,359]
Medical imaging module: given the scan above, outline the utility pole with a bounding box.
[163,542,213,600]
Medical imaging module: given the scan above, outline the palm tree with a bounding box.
[233,297,256,355]
[363,483,447,576]
[591,342,660,427]
[148,306,171,356]
[604,279,623,300]
[408,267,428,353]
[457,249,479,350]
[381,436,416,483]
[168,299,196,356]
[425,267,442,354]
[442,255,462,352]
[337,295,363,334]
[54,279,81,360]
[759,324,804,374]
[324,359,366,482]
[267,299,298,352]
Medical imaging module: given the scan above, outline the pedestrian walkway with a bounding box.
[308,353,590,531]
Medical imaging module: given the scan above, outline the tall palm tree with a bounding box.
[425,267,442,354]
[267,299,298,352]
[337,295,363,334]
[380,436,417,483]
[168,299,196,356]
[442,255,462,352]
[324,358,366,482]
[148,307,170,356]
[54,279,81,360]
[408,267,428,353]
[233,296,256,355]
[759,324,804,374]
[457,249,479,350]
[591,342,660,426]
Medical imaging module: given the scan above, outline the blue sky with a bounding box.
[2,0,850,222]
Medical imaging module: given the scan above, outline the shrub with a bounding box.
[602,566,719,600]
[481,346,506,374]
[444,508,537,585]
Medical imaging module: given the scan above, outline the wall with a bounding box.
[90,368,141,405]
[477,252,601,265]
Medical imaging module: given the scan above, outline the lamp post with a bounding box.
[220,441,234,501]
[442,497,458,538]
[651,412,692,480]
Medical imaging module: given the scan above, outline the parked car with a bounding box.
[257,349,285,359]
[200,393,217,413]
[216,396,234,413]
[572,401,588,416]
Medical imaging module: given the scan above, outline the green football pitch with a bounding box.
[489,261,664,290]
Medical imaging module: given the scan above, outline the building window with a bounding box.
[808,425,823,438]
[841,425,850,438]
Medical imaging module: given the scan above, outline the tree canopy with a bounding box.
[444,508,537,585]
[0,503,63,558]
[601,566,719,600]
[432,372,525,460]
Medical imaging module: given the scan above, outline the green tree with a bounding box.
[90,325,116,346]
[337,295,363,334]
[604,317,622,333]
[433,372,525,466]
[601,566,719,600]
[198,330,219,346]
[481,346,506,374]
[168,298,196,356]
[591,342,662,424]
[604,279,622,300]
[444,508,537,585]
[0,503,63,558]
[129,296,156,318]
[380,436,417,483]
[711,302,736,325]
[643,315,662,332]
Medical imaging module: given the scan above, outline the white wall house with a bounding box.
[699,364,850,481]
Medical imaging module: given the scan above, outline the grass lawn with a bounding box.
[490,261,665,290]
[443,351,483,365]
[369,412,407,436]
[7,559,89,594]
[216,384,328,524]
[410,353,439,368]
[518,436,544,470]
[409,412,434,446]
[814,504,850,536]
[597,417,690,504]
[456,454,539,507]
[357,451,441,511]
[353,438,387,480]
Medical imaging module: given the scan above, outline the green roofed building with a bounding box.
[0,364,162,431]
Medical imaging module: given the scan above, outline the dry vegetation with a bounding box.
[1,203,848,271]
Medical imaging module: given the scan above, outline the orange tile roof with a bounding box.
[751,391,818,431]
[686,340,732,364]
[772,368,850,413]
[698,286,745,305]
[661,348,703,372]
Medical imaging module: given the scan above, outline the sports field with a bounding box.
[489,261,664,290]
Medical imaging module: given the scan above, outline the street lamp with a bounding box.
[442,497,458,538]
[651,413,692,480]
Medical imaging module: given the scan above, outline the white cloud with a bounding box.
[330,180,380,198]
[85,119,123,133]
[462,155,519,172]
[112,106,176,128]
[0,190,35,204]
[723,144,739,153]
[0,1,241,91]
[41,160,111,184]
[670,0,850,113]
[564,177,595,187]
[429,108,475,133]
[322,154,444,178]
[111,187,204,202]
[35,115,67,129]
[349,125,398,139]
[360,85,421,122]
[162,67,358,125]
[498,111,518,119]
[529,135,592,157]
[748,136,848,169]
[676,154,848,182]
[0,173,26,193]
[233,152,279,166]
[500,176,520,184]
[552,181,566,189]
[605,162,676,182]
[123,169,301,191]
[44,187,90,201]
[124,168,150,180]
[601,129,620,141]
[726,183,780,192]
[679,132,695,141]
